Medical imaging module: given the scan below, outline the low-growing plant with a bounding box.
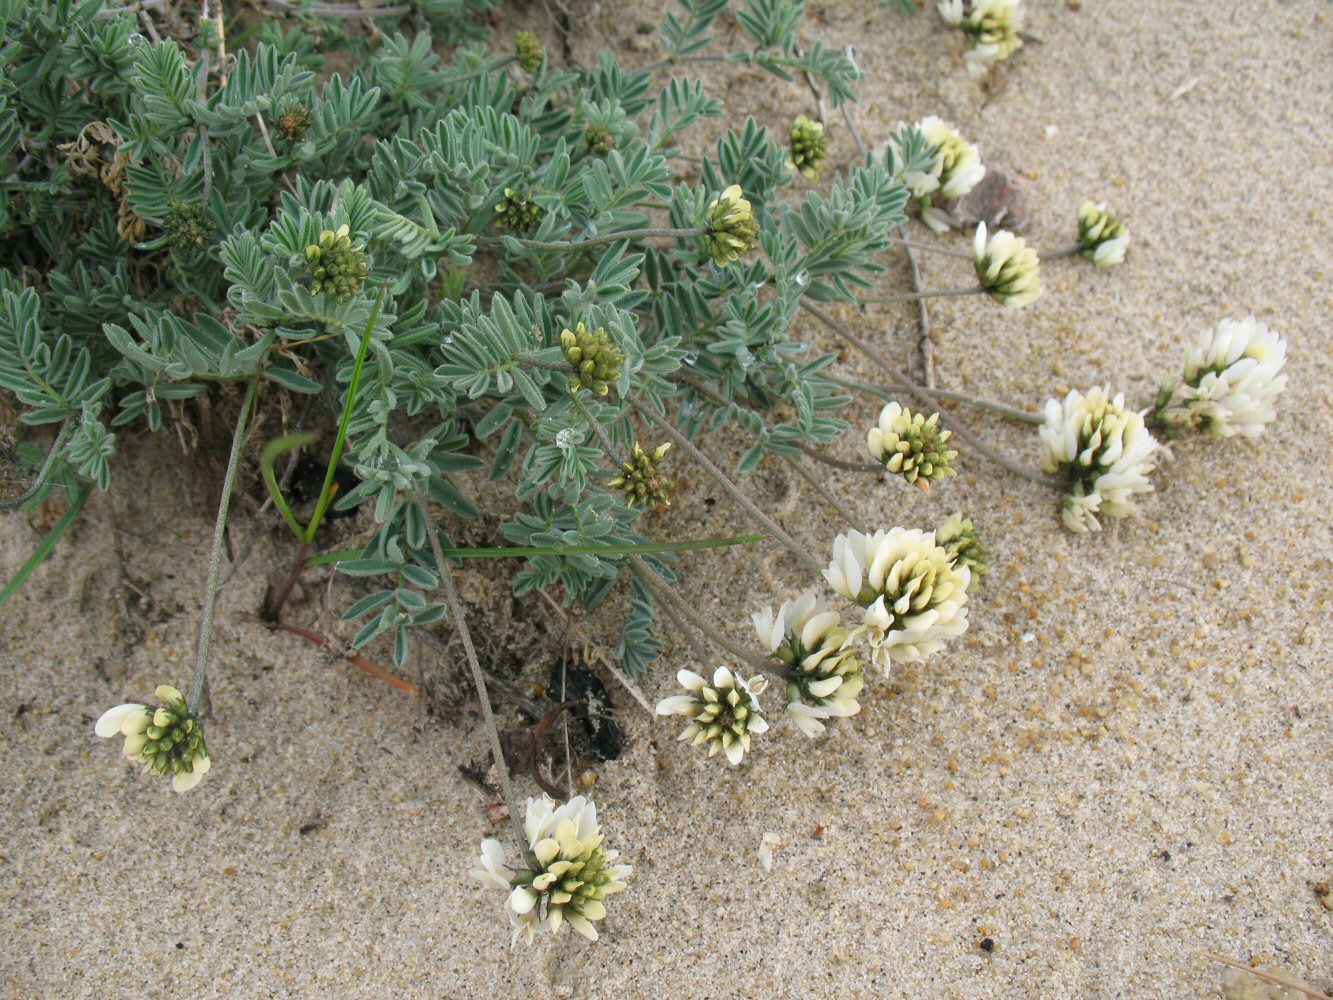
[1,0,1287,946]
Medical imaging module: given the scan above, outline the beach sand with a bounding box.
[1,2,1330,997]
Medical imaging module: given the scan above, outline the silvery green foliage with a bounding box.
[1,0,910,674]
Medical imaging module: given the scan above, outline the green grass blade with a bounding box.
[260,432,315,542]
[306,283,386,542]
[0,486,91,609]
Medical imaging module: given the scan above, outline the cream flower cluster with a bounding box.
[95,684,211,792]
[892,116,986,232]
[704,184,760,267]
[939,0,1026,77]
[753,593,864,737]
[1175,316,1288,438]
[1077,201,1129,268]
[1039,386,1162,533]
[974,222,1041,307]
[867,401,957,489]
[824,528,971,671]
[473,795,632,946]
[656,666,769,764]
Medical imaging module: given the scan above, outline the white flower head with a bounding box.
[95,684,211,792]
[823,529,971,671]
[1077,201,1129,268]
[753,594,864,737]
[472,795,632,946]
[867,401,957,490]
[974,222,1041,307]
[1039,386,1163,533]
[657,666,769,764]
[1177,316,1288,438]
[919,116,986,202]
[959,0,1025,76]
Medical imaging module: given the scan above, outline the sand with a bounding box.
[2,1,1330,997]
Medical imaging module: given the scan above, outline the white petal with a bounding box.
[95,703,144,738]
[172,769,205,793]
[510,886,538,915]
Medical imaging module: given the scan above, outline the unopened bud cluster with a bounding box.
[305,224,369,303]
[495,188,545,234]
[867,402,957,489]
[656,666,769,765]
[584,124,615,156]
[473,796,631,945]
[95,684,212,793]
[788,115,828,182]
[272,98,313,143]
[1077,201,1129,268]
[936,511,987,577]
[560,322,623,395]
[164,200,213,251]
[515,31,545,75]
[703,184,759,267]
[609,442,673,507]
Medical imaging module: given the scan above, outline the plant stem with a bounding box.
[0,419,72,510]
[486,227,706,253]
[781,454,861,532]
[800,301,1062,490]
[266,540,309,621]
[628,558,779,679]
[628,398,822,572]
[1045,245,1081,259]
[792,440,883,473]
[861,286,985,304]
[416,493,532,867]
[922,387,1044,424]
[840,72,868,156]
[571,393,624,466]
[827,373,1042,426]
[896,225,936,387]
[0,485,89,609]
[885,235,975,261]
[189,376,257,714]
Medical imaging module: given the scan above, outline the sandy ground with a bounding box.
[2,1,1331,997]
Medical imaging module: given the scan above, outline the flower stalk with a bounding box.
[189,376,257,714]
[629,398,822,572]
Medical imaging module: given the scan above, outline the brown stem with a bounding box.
[265,539,309,621]
[276,622,419,696]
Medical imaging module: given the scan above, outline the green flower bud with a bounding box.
[1077,201,1129,268]
[94,684,212,792]
[584,124,615,157]
[494,188,544,235]
[515,31,544,75]
[702,184,759,267]
[609,442,674,508]
[163,200,214,251]
[560,322,622,395]
[787,115,828,182]
[867,402,957,490]
[272,98,313,143]
[304,224,369,303]
[935,511,987,577]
